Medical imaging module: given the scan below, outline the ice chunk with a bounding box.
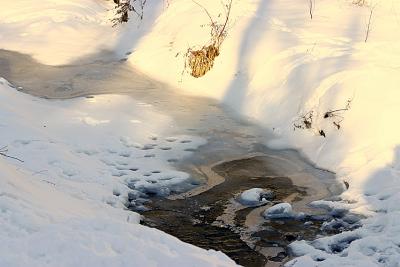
[238,188,274,206]
[264,202,294,219]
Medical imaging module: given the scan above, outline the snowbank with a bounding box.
[0,80,237,267]
[0,0,164,65]
[130,0,400,265]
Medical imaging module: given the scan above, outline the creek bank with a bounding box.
[0,49,361,267]
[135,154,359,267]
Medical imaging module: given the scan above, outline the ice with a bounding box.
[263,203,295,219]
[0,80,234,267]
[238,188,273,206]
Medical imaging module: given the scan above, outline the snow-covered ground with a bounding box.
[0,79,237,267]
[1,0,400,266]
[132,1,400,265]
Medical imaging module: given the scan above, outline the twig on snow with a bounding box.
[365,5,375,42]
[0,146,24,163]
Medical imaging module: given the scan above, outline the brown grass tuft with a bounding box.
[187,45,220,78]
[185,0,232,78]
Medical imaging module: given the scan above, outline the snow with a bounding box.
[263,203,294,219]
[1,0,400,266]
[238,188,273,206]
[0,80,237,267]
[0,0,165,65]
[129,1,400,265]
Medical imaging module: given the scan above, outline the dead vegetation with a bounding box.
[293,111,314,130]
[309,0,314,20]
[111,0,147,25]
[323,98,352,129]
[293,98,352,137]
[364,5,375,42]
[185,0,233,78]
[186,45,220,78]
[352,0,368,7]
[0,146,24,163]
[293,110,326,137]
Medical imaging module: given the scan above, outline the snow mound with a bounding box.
[0,79,237,267]
[238,188,273,206]
[263,203,294,219]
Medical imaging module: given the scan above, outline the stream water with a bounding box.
[0,49,357,266]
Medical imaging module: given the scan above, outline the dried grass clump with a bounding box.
[352,0,368,7]
[187,45,220,78]
[185,0,232,78]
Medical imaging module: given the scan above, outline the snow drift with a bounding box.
[131,1,400,264]
[0,78,237,267]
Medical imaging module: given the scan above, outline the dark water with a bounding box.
[137,155,352,267]
[141,157,303,266]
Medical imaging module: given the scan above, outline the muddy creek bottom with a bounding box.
[137,156,345,267]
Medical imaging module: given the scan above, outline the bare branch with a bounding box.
[0,146,24,163]
[218,0,233,40]
[365,5,375,42]
[323,98,353,129]
[192,0,217,29]
[111,0,149,26]
[293,111,314,130]
[185,0,233,78]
